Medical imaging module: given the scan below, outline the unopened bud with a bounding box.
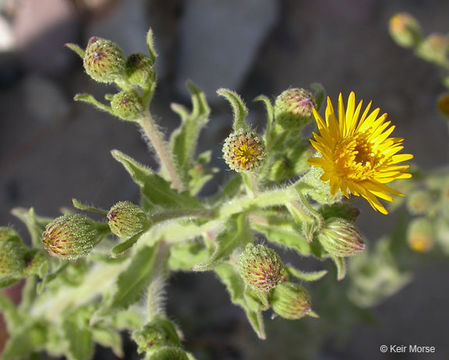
[239,244,286,292]
[406,190,432,215]
[83,37,126,83]
[147,347,189,360]
[318,218,365,257]
[126,53,156,88]
[437,93,449,119]
[417,33,449,65]
[222,130,265,172]
[271,282,312,320]
[389,13,422,48]
[274,88,316,129]
[132,317,180,354]
[407,217,434,252]
[0,227,27,279]
[110,90,144,121]
[42,214,103,260]
[107,201,150,239]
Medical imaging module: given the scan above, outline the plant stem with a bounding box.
[138,110,185,192]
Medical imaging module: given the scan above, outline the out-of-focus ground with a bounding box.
[0,0,449,359]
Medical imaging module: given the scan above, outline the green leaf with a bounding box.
[188,151,219,195]
[11,207,51,247]
[217,88,248,131]
[168,239,209,271]
[72,198,108,215]
[252,216,311,256]
[112,231,143,256]
[0,293,22,333]
[212,175,242,204]
[65,43,85,59]
[74,93,114,115]
[310,83,326,111]
[96,245,159,319]
[331,256,347,281]
[62,310,94,360]
[2,320,48,360]
[286,266,328,282]
[254,95,274,148]
[193,214,249,271]
[92,327,123,358]
[111,150,200,211]
[170,81,211,185]
[146,28,157,63]
[215,263,265,339]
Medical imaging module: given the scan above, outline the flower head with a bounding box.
[222,129,265,172]
[308,92,413,214]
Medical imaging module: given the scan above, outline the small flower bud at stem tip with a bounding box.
[222,130,265,172]
[271,282,312,320]
[274,88,316,129]
[107,201,150,239]
[42,214,103,260]
[318,218,365,257]
[239,243,287,292]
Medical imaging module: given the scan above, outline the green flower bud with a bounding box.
[83,36,126,83]
[110,90,144,121]
[406,190,432,215]
[146,347,189,360]
[0,228,27,279]
[389,13,422,48]
[274,88,316,129]
[407,217,434,253]
[24,250,48,277]
[42,214,102,260]
[107,201,150,239]
[132,317,180,354]
[239,243,287,292]
[417,33,449,65]
[271,282,312,320]
[126,53,156,88]
[318,218,365,257]
[222,129,265,172]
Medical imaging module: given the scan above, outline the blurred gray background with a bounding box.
[0,0,449,359]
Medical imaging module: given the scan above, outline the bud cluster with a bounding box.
[222,130,265,172]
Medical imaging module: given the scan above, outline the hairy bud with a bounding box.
[406,190,432,215]
[83,37,126,83]
[389,13,422,48]
[271,282,312,320]
[107,201,150,239]
[417,33,449,65]
[274,88,316,129]
[126,53,156,88]
[132,317,180,354]
[318,218,365,257]
[222,130,265,172]
[407,217,434,252]
[42,214,102,260]
[110,90,144,121]
[239,243,286,292]
[0,227,27,279]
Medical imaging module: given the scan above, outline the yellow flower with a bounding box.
[308,92,413,215]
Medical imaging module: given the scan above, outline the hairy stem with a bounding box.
[138,111,185,192]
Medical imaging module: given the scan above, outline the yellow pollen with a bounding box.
[235,143,261,168]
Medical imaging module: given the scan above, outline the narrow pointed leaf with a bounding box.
[217,88,248,131]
